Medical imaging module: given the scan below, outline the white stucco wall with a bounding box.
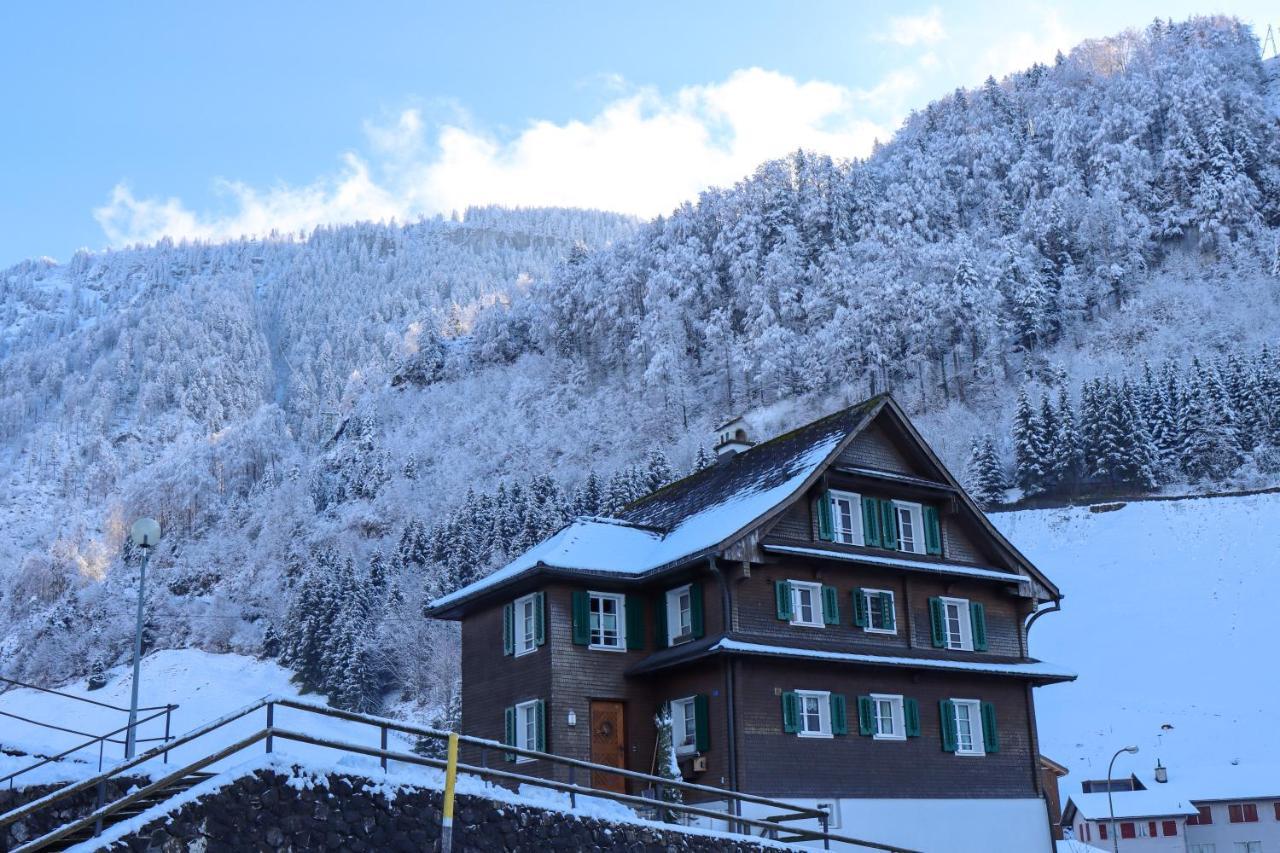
[1185,800,1280,851]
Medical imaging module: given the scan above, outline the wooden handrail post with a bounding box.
[380,726,388,772]
[265,702,274,754]
[441,733,459,853]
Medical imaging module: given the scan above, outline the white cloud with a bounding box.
[878,8,947,46]
[93,68,901,247]
[976,7,1076,81]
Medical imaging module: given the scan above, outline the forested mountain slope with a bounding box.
[2,16,1278,725]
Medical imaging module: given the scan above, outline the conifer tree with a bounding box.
[1012,390,1047,495]
[967,435,1008,508]
[653,707,685,822]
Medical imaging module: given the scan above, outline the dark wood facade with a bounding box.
[435,396,1070,813]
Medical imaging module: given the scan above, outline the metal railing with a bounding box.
[0,696,919,852]
[0,674,177,776]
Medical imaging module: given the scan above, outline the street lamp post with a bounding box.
[125,518,160,759]
[1107,745,1139,853]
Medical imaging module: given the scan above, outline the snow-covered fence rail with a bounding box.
[0,696,919,852]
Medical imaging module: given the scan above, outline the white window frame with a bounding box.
[1232,843,1260,853]
[1188,845,1216,853]
[514,592,538,656]
[789,580,825,628]
[861,588,897,635]
[951,698,985,756]
[666,584,692,644]
[893,500,925,554]
[940,596,973,651]
[827,489,863,545]
[871,693,906,741]
[514,699,539,763]
[670,696,697,756]
[796,689,832,738]
[588,591,626,651]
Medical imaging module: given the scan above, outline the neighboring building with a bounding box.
[1062,789,1196,851]
[427,396,1074,852]
[1063,762,1280,853]
[1043,755,1070,840]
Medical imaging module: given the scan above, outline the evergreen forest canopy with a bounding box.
[2,16,1279,718]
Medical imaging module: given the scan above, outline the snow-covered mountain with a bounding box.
[2,16,1279,724]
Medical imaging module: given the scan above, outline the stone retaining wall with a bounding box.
[101,767,783,852]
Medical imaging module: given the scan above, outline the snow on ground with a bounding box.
[995,492,1280,787]
[0,649,416,782]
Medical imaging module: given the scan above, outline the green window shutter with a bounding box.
[861,497,881,548]
[625,595,644,650]
[981,702,999,753]
[852,588,869,628]
[939,700,958,752]
[775,580,793,620]
[929,597,946,648]
[504,706,516,761]
[653,593,668,649]
[830,694,849,735]
[904,698,921,737]
[694,694,710,751]
[535,700,547,752]
[533,592,546,646]
[817,491,834,541]
[821,586,840,625]
[880,592,896,631]
[880,500,898,551]
[923,505,942,555]
[503,602,514,656]
[690,582,705,639]
[856,695,875,736]
[971,602,988,651]
[781,691,800,733]
[571,590,590,646]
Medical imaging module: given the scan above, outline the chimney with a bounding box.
[1154,760,1168,784]
[714,416,753,460]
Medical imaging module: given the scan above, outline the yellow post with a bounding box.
[441,732,459,853]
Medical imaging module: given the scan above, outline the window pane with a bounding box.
[897,506,915,551]
[955,703,974,750]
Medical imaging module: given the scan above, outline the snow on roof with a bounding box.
[710,639,1076,681]
[1067,789,1199,820]
[762,543,1029,584]
[1131,762,1280,803]
[430,402,878,612]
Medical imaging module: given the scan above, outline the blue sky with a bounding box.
[1,1,1275,265]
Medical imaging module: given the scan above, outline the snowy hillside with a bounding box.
[3,15,1280,728]
[0,649,416,772]
[997,491,1280,778]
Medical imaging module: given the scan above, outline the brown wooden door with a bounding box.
[589,700,627,793]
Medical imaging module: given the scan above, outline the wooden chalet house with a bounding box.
[427,396,1074,852]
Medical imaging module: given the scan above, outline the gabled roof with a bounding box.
[1064,790,1198,821]
[428,394,1059,617]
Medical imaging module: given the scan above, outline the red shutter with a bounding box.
[1120,822,1136,839]
[1230,804,1243,823]
[1082,823,1090,841]
[1098,823,1108,840]
[1147,821,1157,837]
[1275,802,1280,821]
[1199,805,1213,824]
[1161,820,1177,836]
[1245,803,1259,822]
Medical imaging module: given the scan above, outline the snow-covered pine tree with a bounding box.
[1012,390,1047,495]
[1051,386,1083,493]
[967,435,1007,508]
[652,706,685,822]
